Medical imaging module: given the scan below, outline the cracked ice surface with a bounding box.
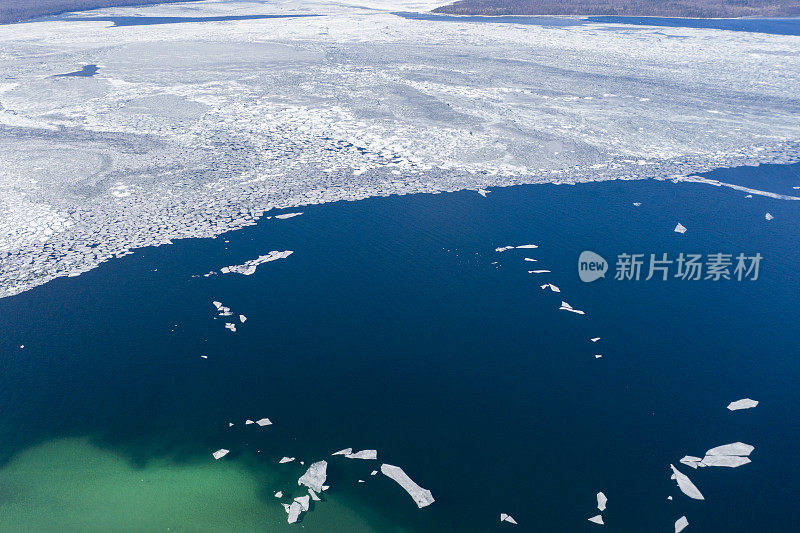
[2,0,800,297]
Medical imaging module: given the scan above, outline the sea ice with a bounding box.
[212,449,230,460]
[588,515,604,525]
[280,457,295,463]
[345,449,377,460]
[559,301,585,315]
[669,464,704,500]
[700,455,751,468]
[309,488,321,501]
[294,495,310,511]
[765,213,774,220]
[495,246,514,252]
[524,257,537,262]
[220,251,293,275]
[516,245,538,249]
[246,419,254,424]
[727,398,758,410]
[674,223,687,234]
[500,513,518,524]
[597,492,607,511]
[675,516,689,533]
[225,323,236,332]
[332,448,352,456]
[275,212,303,219]
[528,270,550,274]
[380,464,435,508]
[275,491,283,498]
[285,501,303,524]
[298,461,328,492]
[239,314,247,323]
[477,189,490,197]
[679,456,703,469]
[540,283,560,292]
[256,418,272,426]
[591,337,601,342]
[705,442,753,457]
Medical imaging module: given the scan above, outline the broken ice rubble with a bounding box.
[220,251,293,275]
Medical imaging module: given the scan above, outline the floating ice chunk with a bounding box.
[528,270,551,274]
[274,491,283,498]
[679,456,703,469]
[516,245,538,249]
[332,448,352,456]
[667,496,673,500]
[674,223,687,234]
[700,455,751,468]
[294,495,310,511]
[745,194,753,198]
[540,283,560,292]
[727,398,758,411]
[500,513,518,524]
[358,479,365,483]
[321,485,329,491]
[221,251,293,275]
[279,457,295,464]
[275,212,303,219]
[346,450,377,460]
[212,449,230,460]
[675,516,689,533]
[285,501,303,523]
[256,418,272,426]
[633,202,642,206]
[595,354,602,359]
[371,470,378,476]
[239,314,247,323]
[597,492,607,511]
[705,442,753,457]
[477,189,490,197]
[495,246,514,252]
[201,355,208,359]
[591,337,601,342]
[225,323,237,332]
[588,515,604,525]
[524,257,537,262]
[308,488,321,501]
[298,461,328,492]
[765,213,774,220]
[669,464,704,500]
[559,301,585,315]
[212,301,223,310]
[380,464,435,508]
[246,419,254,425]
[228,422,234,427]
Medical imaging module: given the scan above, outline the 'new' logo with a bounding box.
[578,251,607,282]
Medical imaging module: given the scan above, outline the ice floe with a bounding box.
[275,212,303,219]
[765,212,774,220]
[727,398,758,411]
[274,491,283,498]
[559,301,585,315]
[220,251,293,275]
[597,492,607,511]
[700,455,751,468]
[345,449,377,460]
[239,314,247,323]
[246,419,254,425]
[495,246,514,252]
[588,515,604,525]
[675,516,689,533]
[332,448,352,456]
[380,464,435,508]
[669,464,704,500]
[524,257,537,262]
[679,456,703,469]
[477,189,490,197]
[225,322,237,332]
[500,513,518,525]
[516,245,538,249]
[212,449,230,460]
[298,461,328,492]
[308,488,321,501]
[280,457,295,464]
[256,418,272,426]
[674,223,687,234]
[528,270,551,274]
[590,337,601,342]
[705,442,754,457]
[540,283,560,292]
[285,501,303,524]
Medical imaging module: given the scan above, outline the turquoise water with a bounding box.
[0,163,799,531]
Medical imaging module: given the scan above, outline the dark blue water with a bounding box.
[394,12,800,36]
[1,162,798,531]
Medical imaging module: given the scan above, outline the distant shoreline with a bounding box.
[0,0,201,25]
[431,0,800,18]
